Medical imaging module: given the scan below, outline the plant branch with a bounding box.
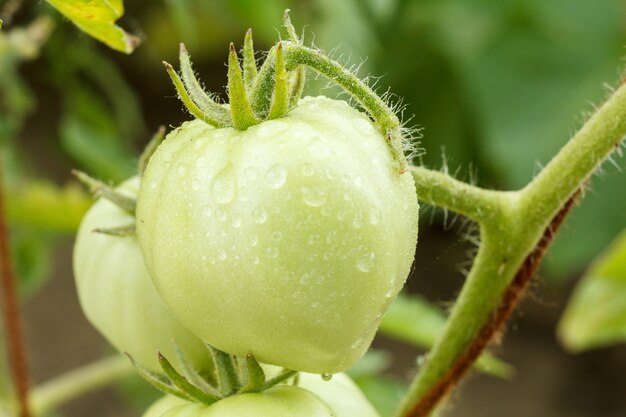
[399,191,579,417]
[409,166,510,224]
[0,161,31,417]
[521,81,626,225]
[30,356,133,416]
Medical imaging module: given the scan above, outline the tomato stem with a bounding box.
[228,43,261,130]
[0,160,31,417]
[242,29,258,95]
[267,43,289,120]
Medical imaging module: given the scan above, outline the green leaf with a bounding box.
[558,229,626,351]
[380,294,514,378]
[46,0,139,53]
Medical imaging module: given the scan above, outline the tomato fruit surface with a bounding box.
[142,385,335,417]
[137,96,419,373]
[73,177,210,371]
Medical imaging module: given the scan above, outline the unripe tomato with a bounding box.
[142,372,380,417]
[143,385,335,417]
[137,96,419,373]
[73,177,210,371]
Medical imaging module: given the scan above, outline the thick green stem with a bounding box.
[396,81,626,417]
[30,356,133,416]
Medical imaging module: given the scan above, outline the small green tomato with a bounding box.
[137,96,419,373]
[73,177,210,372]
[143,385,335,417]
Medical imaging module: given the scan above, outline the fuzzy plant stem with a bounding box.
[251,42,407,171]
[0,161,31,417]
[396,81,626,417]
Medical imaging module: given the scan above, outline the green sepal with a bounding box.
[138,126,166,176]
[207,345,239,396]
[126,354,194,401]
[179,44,232,127]
[268,43,289,120]
[227,43,260,130]
[72,170,136,214]
[162,61,224,128]
[158,352,219,405]
[243,29,258,95]
[171,341,220,396]
[93,223,135,237]
[238,355,265,393]
[262,368,297,391]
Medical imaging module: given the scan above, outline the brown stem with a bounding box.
[407,190,581,417]
[0,161,31,417]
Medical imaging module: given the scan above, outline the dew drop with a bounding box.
[216,208,228,222]
[149,180,158,189]
[354,176,364,187]
[266,247,279,259]
[250,235,259,247]
[231,215,242,228]
[177,166,186,177]
[353,211,364,229]
[356,252,376,273]
[266,164,288,189]
[321,373,333,381]
[252,256,260,265]
[252,207,268,224]
[191,180,200,191]
[213,171,236,204]
[217,250,227,261]
[272,231,283,241]
[302,187,327,207]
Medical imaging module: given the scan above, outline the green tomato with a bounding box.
[142,372,379,417]
[73,177,210,372]
[143,385,335,417]
[137,96,419,373]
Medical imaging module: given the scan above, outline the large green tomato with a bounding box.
[142,372,380,417]
[143,385,335,417]
[137,96,419,373]
[73,177,210,372]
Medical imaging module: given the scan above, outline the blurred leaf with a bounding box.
[59,88,136,182]
[558,229,626,351]
[46,0,139,53]
[6,181,91,233]
[11,230,53,298]
[0,17,54,142]
[352,375,406,417]
[380,294,514,378]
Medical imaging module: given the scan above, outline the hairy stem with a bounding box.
[410,166,510,224]
[397,80,626,417]
[30,356,133,416]
[0,161,31,417]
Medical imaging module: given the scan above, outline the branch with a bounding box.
[401,190,579,417]
[409,166,509,224]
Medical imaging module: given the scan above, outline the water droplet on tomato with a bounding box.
[217,250,227,261]
[216,208,228,222]
[266,247,279,259]
[321,373,333,381]
[301,163,314,176]
[266,164,288,189]
[302,187,327,207]
[252,207,267,224]
[370,208,381,225]
[356,252,375,272]
[213,171,235,204]
[231,215,242,228]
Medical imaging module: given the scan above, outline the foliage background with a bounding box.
[1,0,626,416]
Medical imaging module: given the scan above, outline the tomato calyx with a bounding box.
[129,343,298,407]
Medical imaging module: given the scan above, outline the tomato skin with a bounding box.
[143,385,335,417]
[73,177,210,372]
[137,96,419,373]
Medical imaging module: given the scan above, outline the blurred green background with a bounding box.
[1,0,626,416]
